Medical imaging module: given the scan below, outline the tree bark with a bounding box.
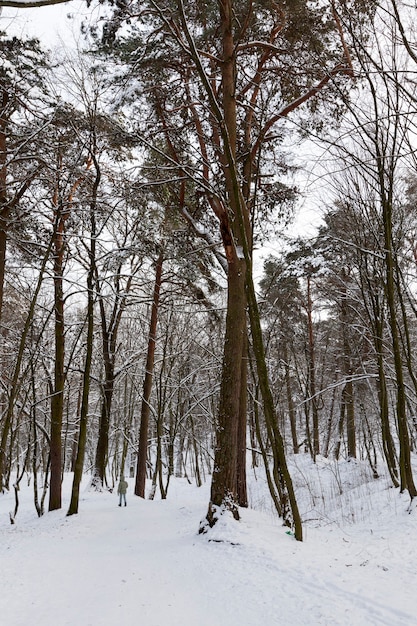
[383,199,417,497]
[306,275,320,460]
[245,269,303,539]
[93,265,134,488]
[0,84,9,324]
[94,370,114,488]
[206,259,246,525]
[283,343,298,455]
[340,278,356,458]
[236,330,248,507]
[135,249,164,498]
[49,207,65,512]
[200,0,249,526]
[67,154,100,516]
[178,0,299,533]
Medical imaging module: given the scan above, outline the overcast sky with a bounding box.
[0,0,98,49]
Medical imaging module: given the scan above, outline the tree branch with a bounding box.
[0,0,71,7]
[250,63,351,160]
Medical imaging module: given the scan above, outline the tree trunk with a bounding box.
[206,259,246,525]
[365,285,398,485]
[49,147,90,508]
[94,374,114,488]
[135,249,164,497]
[334,387,346,461]
[0,87,10,488]
[377,356,398,487]
[0,238,52,489]
[180,0,298,533]
[340,277,356,458]
[0,85,9,324]
[189,415,202,488]
[202,0,249,528]
[245,270,303,540]
[306,275,319,459]
[383,199,417,497]
[49,214,65,512]
[323,382,337,458]
[93,259,135,488]
[67,155,100,516]
[252,383,283,518]
[236,329,248,506]
[283,344,298,455]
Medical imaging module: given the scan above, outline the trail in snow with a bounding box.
[1,471,417,626]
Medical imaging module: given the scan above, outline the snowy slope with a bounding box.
[1,464,417,626]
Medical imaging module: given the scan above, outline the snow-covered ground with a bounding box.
[1,457,416,626]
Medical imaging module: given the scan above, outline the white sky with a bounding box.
[0,0,99,49]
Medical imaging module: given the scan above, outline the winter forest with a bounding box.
[2,0,417,621]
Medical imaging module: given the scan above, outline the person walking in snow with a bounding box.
[117,476,128,507]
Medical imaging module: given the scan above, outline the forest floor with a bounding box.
[1,455,417,625]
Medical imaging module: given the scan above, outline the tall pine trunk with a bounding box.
[206,260,246,524]
[179,0,300,535]
[203,0,249,526]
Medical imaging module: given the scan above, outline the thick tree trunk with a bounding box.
[210,0,302,533]
[135,250,164,498]
[206,259,246,525]
[202,0,249,527]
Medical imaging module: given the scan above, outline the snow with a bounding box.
[1,461,417,626]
